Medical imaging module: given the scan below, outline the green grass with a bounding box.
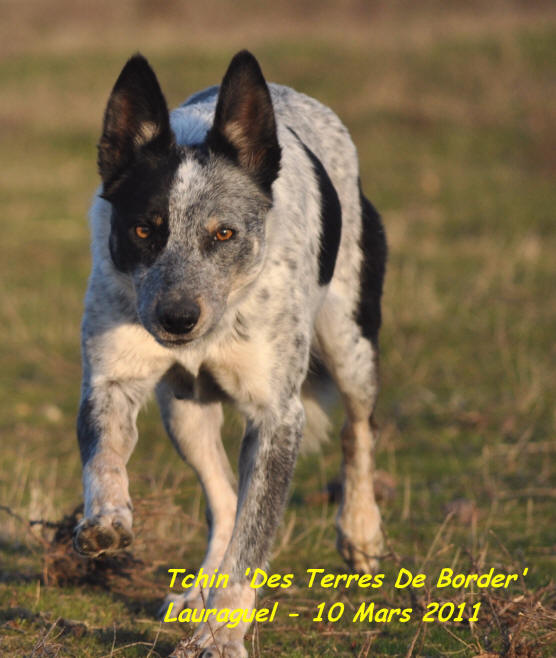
[1,2,555,656]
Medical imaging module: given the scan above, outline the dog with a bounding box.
[73,50,386,657]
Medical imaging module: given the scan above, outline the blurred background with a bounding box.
[1,1,555,656]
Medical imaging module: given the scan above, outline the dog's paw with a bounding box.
[336,509,384,573]
[73,515,133,557]
[337,529,383,573]
[170,605,249,658]
[197,643,247,658]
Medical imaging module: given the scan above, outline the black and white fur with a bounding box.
[74,51,387,657]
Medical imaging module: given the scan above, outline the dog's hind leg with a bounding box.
[156,372,237,616]
[315,298,385,573]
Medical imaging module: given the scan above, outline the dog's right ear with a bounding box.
[98,54,174,197]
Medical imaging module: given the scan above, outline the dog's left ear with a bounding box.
[207,50,281,195]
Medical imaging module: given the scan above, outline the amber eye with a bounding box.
[135,225,151,239]
[215,228,234,241]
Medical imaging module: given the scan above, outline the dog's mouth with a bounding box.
[151,330,199,348]
[147,319,214,349]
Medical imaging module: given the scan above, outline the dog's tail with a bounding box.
[300,356,338,454]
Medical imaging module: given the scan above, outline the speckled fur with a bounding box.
[75,52,386,658]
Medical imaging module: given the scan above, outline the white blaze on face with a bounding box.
[167,157,208,239]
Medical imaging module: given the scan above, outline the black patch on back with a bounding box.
[288,128,342,285]
[356,184,387,345]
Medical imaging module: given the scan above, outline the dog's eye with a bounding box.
[215,228,234,241]
[135,225,151,239]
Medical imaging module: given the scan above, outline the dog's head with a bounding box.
[97,51,281,346]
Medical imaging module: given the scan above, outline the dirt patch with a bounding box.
[41,505,144,589]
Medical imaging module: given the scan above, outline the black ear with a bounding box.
[98,54,174,197]
[206,51,281,195]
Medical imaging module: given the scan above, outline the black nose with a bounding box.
[156,298,201,336]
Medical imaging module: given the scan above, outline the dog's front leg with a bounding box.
[172,397,304,658]
[73,381,143,556]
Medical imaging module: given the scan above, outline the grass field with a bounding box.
[1,1,555,656]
